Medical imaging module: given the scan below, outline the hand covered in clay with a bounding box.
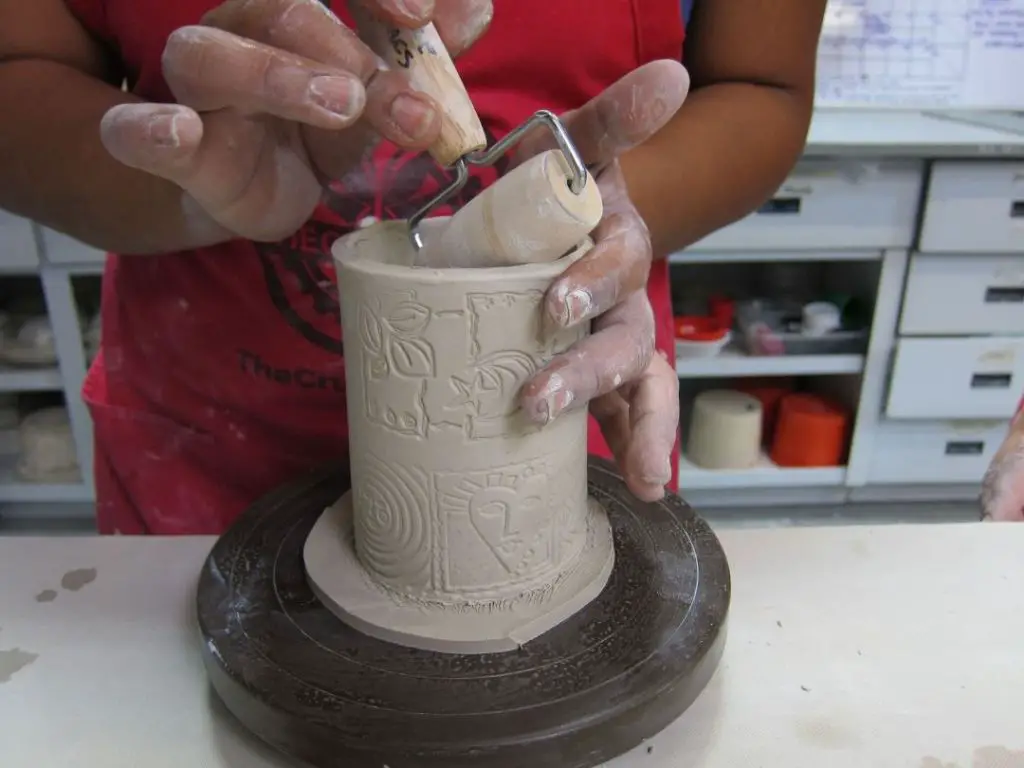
[515,61,691,502]
[981,417,1024,521]
[99,0,492,242]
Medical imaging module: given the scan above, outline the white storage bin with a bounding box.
[901,254,1024,335]
[919,161,1024,253]
[0,210,39,270]
[39,227,106,266]
[687,159,923,251]
[887,337,1024,419]
[867,419,1007,485]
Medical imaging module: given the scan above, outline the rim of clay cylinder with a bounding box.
[332,218,585,282]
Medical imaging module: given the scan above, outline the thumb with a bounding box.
[100,102,322,241]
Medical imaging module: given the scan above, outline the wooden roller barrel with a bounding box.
[415,150,603,268]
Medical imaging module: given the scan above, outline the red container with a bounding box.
[708,294,734,329]
[675,316,728,342]
[770,393,849,468]
[737,384,793,444]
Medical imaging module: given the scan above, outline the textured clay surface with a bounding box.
[322,223,612,651]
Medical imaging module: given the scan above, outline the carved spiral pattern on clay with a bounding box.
[354,458,432,589]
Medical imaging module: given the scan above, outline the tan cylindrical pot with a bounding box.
[304,219,614,653]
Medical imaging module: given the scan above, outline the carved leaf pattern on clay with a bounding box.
[360,306,384,355]
[390,337,434,378]
[354,456,432,588]
[386,302,430,335]
[360,293,436,436]
[384,301,434,377]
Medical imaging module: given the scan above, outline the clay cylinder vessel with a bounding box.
[333,219,604,610]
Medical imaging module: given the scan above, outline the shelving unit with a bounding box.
[0,212,101,519]
[664,107,1024,508]
[678,452,846,491]
[1,107,1023,523]
[677,348,865,378]
[0,367,63,392]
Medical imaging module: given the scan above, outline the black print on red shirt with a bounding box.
[237,349,344,392]
[254,136,507,356]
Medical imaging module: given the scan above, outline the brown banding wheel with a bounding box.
[197,457,731,768]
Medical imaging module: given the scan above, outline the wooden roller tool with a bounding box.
[349,1,602,266]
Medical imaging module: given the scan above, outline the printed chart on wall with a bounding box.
[816,0,1024,109]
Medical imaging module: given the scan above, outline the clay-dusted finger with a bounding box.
[587,353,679,502]
[162,26,367,129]
[204,0,381,80]
[546,164,652,328]
[520,291,656,424]
[513,60,690,170]
[432,0,495,55]
[99,103,237,243]
[100,103,208,181]
[102,102,323,241]
[618,353,679,499]
[360,68,443,147]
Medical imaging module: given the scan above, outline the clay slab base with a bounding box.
[304,492,614,653]
[197,458,731,768]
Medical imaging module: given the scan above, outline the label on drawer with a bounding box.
[992,264,1024,283]
[977,347,1016,366]
[779,183,814,196]
[946,420,1008,433]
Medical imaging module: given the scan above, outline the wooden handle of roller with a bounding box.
[349,2,487,167]
[415,149,604,268]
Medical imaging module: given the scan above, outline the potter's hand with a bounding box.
[98,0,492,242]
[981,420,1024,521]
[517,60,690,502]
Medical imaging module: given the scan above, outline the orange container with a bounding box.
[770,393,849,468]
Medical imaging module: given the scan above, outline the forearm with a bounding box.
[0,59,227,255]
[621,81,813,257]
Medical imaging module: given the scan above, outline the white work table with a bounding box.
[0,523,1021,767]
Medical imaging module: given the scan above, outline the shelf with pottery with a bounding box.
[664,150,921,503]
[670,250,877,386]
[0,272,99,511]
[0,399,91,504]
[676,371,856,495]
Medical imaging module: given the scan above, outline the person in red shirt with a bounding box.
[0,0,826,534]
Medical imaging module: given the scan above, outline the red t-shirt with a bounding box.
[68,0,685,534]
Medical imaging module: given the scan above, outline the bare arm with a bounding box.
[620,0,826,256]
[0,0,224,254]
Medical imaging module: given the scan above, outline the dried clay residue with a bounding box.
[0,648,39,684]
[60,568,97,592]
[922,746,1024,768]
[794,716,861,751]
